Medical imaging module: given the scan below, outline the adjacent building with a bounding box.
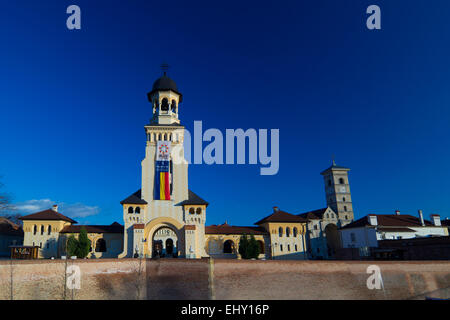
[20,205,123,258]
[0,217,23,257]
[339,210,449,252]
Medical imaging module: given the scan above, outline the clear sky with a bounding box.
[1,0,449,226]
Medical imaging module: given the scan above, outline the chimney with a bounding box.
[52,205,58,212]
[367,214,378,226]
[430,214,441,227]
[418,210,425,226]
[395,210,400,216]
[273,206,279,213]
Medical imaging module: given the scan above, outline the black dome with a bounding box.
[152,74,178,93]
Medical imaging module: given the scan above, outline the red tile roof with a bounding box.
[205,223,267,235]
[341,214,435,229]
[60,222,123,234]
[255,209,308,225]
[0,217,23,237]
[20,209,77,224]
[298,208,329,220]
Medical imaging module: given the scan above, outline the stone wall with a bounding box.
[0,258,449,300]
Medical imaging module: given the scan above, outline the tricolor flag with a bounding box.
[155,141,171,200]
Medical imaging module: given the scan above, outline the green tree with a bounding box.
[239,234,260,259]
[66,235,79,257]
[77,227,91,258]
[66,228,91,259]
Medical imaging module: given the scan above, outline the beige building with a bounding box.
[20,205,123,258]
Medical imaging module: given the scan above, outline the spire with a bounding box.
[161,63,169,76]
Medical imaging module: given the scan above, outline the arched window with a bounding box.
[196,208,202,215]
[189,208,195,214]
[33,225,37,235]
[161,98,169,111]
[326,213,329,218]
[223,240,234,254]
[344,206,347,212]
[295,244,298,251]
[48,225,51,235]
[40,225,44,235]
[339,178,345,184]
[278,227,283,237]
[171,100,177,113]
[95,239,107,252]
[158,133,162,140]
[343,197,346,202]
[280,244,283,252]
[345,215,348,220]
[286,227,290,237]
[135,207,140,214]
[128,207,134,214]
[293,227,298,237]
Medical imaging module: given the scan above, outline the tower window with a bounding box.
[128,207,134,214]
[161,98,169,111]
[196,208,202,215]
[171,100,177,113]
[135,207,140,214]
[189,208,195,215]
[339,178,345,184]
[343,197,346,202]
[344,206,347,212]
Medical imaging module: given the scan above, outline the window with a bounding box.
[345,215,348,220]
[314,225,318,230]
[344,206,347,212]
[95,239,107,252]
[339,178,345,184]
[196,208,202,215]
[343,197,346,202]
[33,225,37,235]
[40,225,44,235]
[128,207,134,214]
[278,227,283,237]
[223,240,234,254]
[48,225,51,235]
[189,208,195,214]
[350,233,356,242]
[171,100,177,113]
[286,227,290,237]
[293,227,298,237]
[326,213,329,219]
[295,244,298,251]
[287,244,290,252]
[280,244,283,252]
[39,242,42,248]
[46,242,50,249]
[161,98,169,111]
[135,207,140,214]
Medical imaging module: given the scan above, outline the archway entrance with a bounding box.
[152,226,178,258]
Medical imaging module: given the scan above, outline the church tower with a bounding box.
[119,70,208,259]
[320,160,354,226]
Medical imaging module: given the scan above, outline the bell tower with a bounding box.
[141,70,189,205]
[321,160,354,226]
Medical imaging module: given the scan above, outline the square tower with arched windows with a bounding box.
[321,161,354,226]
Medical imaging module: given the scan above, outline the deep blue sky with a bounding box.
[1,0,449,226]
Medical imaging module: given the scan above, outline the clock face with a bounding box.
[340,187,346,193]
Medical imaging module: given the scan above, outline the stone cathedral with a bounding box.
[116,72,355,260]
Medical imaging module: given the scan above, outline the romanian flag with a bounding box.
[155,141,171,200]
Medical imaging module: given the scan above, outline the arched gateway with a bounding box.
[118,71,209,259]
